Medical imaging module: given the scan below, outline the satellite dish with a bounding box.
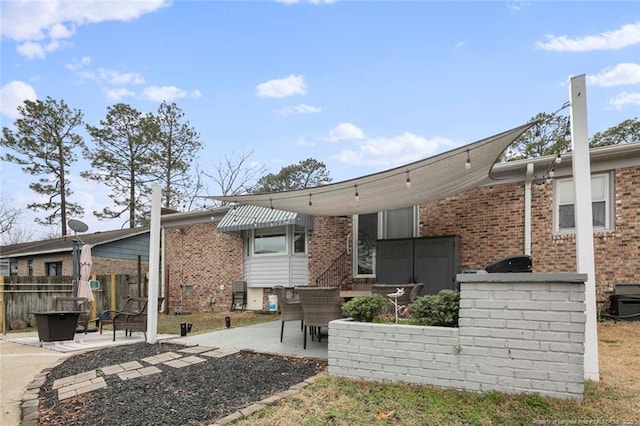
[68,219,88,234]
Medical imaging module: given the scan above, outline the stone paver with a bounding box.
[201,348,240,358]
[57,377,107,400]
[53,370,97,389]
[164,355,205,368]
[100,364,125,375]
[120,360,144,371]
[139,366,162,376]
[179,346,215,354]
[142,351,182,365]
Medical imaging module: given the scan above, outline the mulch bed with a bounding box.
[37,342,327,425]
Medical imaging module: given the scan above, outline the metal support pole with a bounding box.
[72,238,79,298]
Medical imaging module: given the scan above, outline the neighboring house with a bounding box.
[160,142,640,313]
[0,228,150,278]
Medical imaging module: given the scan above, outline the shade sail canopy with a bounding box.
[209,123,533,216]
[217,204,314,233]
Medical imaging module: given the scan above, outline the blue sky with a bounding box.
[1,0,639,238]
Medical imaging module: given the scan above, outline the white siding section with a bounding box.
[244,255,308,288]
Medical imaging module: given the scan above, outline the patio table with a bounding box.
[339,290,370,302]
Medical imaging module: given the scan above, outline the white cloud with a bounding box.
[609,91,640,109]
[106,88,136,101]
[0,81,38,118]
[141,86,201,102]
[454,41,465,48]
[66,56,92,71]
[587,63,640,87]
[507,0,530,13]
[97,68,145,86]
[296,137,315,147]
[1,0,170,58]
[277,104,322,115]
[256,74,306,98]
[328,122,365,142]
[332,133,455,167]
[275,0,336,4]
[535,22,640,52]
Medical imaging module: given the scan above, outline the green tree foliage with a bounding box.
[1,97,85,236]
[149,101,202,209]
[590,117,639,147]
[83,103,157,228]
[504,112,571,161]
[254,158,331,193]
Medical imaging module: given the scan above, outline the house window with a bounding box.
[353,213,378,276]
[45,261,63,276]
[253,227,286,255]
[554,173,612,232]
[293,226,306,254]
[381,206,417,239]
[28,260,34,276]
[9,260,18,276]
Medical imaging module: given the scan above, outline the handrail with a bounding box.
[315,250,350,287]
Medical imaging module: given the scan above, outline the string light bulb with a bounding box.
[308,194,313,206]
[354,184,359,201]
[555,152,562,164]
[465,149,471,170]
[269,198,274,210]
[549,167,555,178]
[405,170,411,189]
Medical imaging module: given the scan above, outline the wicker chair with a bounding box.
[371,284,416,307]
[273,285,304,342]
[410,283,425,301]
[53,297,91,334]
[296,286,342,349]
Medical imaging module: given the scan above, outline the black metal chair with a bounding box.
[230,280,247,311]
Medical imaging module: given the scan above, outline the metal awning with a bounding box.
[217,204,314,233]
[207,123,533,216]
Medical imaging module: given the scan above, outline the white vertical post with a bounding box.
[569,74,599,381]
[147,184,161,344]
[524,163,534,256]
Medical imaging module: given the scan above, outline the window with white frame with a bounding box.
[353,206,417,277]
[354,213,378,276]
[554,173,612,232]
[251,225,307,256]
[293,226,307,254]
[253,227,287,255]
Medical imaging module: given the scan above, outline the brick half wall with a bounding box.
[328,273,587,399]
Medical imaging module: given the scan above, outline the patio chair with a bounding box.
[230,280,247,311]
[273,285,304,342]
[296,286,342,349]
[111,297,149,342]
[371,283,415,307]
[53,296,91,334]
[99,297,139,335]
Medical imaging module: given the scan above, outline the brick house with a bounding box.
[160,143,640,313]
[0,228,150,277]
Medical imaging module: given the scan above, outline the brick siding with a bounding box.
[163,222,243,313]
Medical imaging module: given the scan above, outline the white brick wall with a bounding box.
[328,273,587,399]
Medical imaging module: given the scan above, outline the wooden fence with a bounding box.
[0,274,147,331]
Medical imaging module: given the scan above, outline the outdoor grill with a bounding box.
[485,255,532,273]
[608,283,640,321]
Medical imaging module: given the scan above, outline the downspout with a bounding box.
[524,163,534,256]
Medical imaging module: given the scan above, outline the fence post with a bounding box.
[110,273,116,312]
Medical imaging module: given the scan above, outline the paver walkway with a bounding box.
[51,346,240,401]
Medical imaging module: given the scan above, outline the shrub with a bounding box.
[408,291,460,327]
[341,294,390,322]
